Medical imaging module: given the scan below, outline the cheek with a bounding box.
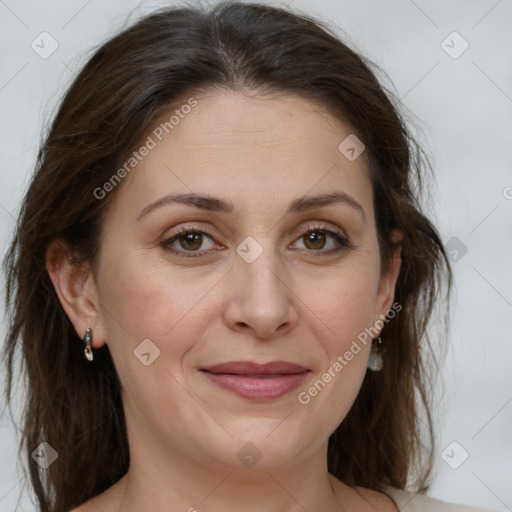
[97,255,218,366]
[294,263,378,413]
[303,262,380,345]
[296,282,375,436]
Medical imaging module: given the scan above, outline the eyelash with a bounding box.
[161,223,352,259]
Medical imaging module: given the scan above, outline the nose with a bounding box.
[222,248,299,340]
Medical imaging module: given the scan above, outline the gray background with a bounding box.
[1,0,511,510]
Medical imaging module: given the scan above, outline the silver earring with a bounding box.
[367,336,383,371]
[83,327,93,362]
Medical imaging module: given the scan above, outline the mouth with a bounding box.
[200,361,310,400]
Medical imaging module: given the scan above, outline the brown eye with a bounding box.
[303,230,327,250]
[162,229,218,257]
[292,226,350,255]
[177,232,203,251]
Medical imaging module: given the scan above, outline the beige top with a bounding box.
[384,486,502,512]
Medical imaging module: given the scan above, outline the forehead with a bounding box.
[159,89,352,155]
[107,89,373,221]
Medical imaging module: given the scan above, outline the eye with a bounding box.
[161,227,219,258]
[290,224,351,255]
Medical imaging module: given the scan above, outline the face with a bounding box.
[59,90,401,472]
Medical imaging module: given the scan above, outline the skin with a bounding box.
[46,89,402,511]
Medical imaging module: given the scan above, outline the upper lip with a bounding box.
[200,361,309,375]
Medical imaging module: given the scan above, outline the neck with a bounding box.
[107,435,349,512]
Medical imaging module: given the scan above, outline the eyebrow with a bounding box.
[136,191,365,221]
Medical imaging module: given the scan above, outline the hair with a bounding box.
[2,2,452,511]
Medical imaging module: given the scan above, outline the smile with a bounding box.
[200,361,311,400]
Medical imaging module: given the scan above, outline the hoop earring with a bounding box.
[367,336,383,371]
[83,327,93,362]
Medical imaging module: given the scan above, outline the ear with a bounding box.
[374,228,403,328]
[45,238,107,349]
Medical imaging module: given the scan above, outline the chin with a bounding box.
[196,424,315,470]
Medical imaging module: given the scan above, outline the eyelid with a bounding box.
[295,221,348,242]
[167,224,220,239]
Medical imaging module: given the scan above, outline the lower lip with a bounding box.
[201,371,310,400]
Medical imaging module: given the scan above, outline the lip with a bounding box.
[200,361,310,400]
[201,360,308,375]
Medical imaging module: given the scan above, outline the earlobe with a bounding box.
[45,238,107,349]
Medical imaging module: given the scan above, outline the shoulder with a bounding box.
[383,486,503,512]
[68,500,109,512]
[68,502,102,512]
[67,476,127,511]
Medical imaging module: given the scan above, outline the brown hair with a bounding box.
[2,2,452,511]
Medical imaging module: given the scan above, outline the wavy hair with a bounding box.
[2,2,452,511]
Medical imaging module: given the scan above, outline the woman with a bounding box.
[2,2,500,511]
